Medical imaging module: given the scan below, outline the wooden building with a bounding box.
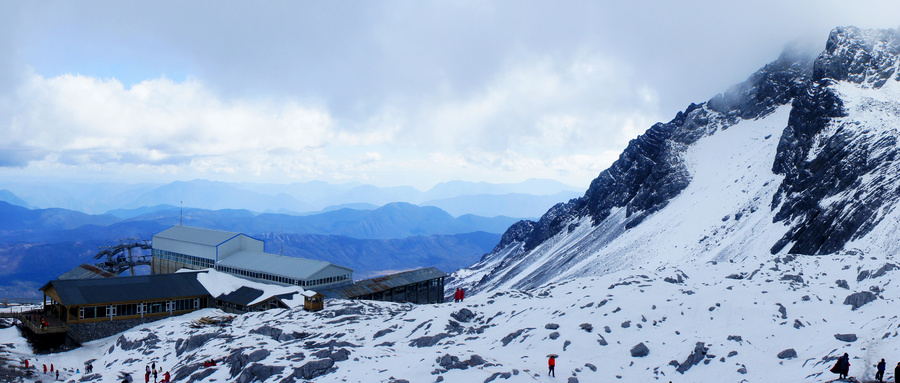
[40,272,211,324]
[321,267,446,304]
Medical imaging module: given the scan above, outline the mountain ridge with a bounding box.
[453,25,900,295]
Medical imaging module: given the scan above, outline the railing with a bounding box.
[2,311,69,334]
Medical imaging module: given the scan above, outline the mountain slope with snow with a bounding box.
[4,252,899,382]
[451,26,900,296]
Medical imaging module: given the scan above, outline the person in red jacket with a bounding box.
[164,371,170,383]
[548,356,556,377]
[460,289,465,302]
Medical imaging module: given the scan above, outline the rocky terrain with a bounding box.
[4,249,900,382]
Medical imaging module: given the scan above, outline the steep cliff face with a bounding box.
[771,27,900,255]
[453,26,900,295]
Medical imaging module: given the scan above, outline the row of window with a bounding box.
[154,249,215,269]
[306,274,351,287]
[153,252,352,288]
[78,298,202,320]
[215,265,351,287]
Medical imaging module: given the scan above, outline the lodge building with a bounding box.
[152,226,353,290]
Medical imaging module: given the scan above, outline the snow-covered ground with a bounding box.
[1,249,896,382]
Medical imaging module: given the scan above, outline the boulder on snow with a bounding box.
[843,291,876,310]
[451,308,476,323]
[410,333,452,348]
[235,363,284,383]
[834,333,858,342]
[549,332,560,340]
[579,323,593,332]
[284,359,335,381]
[545,323,559,330]
[777,349,797,359]
[630,342,650,357]
[501,329,525,346]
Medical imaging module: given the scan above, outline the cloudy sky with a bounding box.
[1,1,898,189]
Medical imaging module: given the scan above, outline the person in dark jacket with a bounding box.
[838,353,850,379]
[876,358,886,382]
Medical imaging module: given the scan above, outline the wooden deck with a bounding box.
[1,310,68,334]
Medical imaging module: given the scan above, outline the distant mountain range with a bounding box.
[0,200,507,297]
[0,178,580,218]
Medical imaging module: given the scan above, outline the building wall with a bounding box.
[351,277,444,304]
[55,296,211,324]
[152,236,217,261]
[241,235,264,253]
[151,250,214,274]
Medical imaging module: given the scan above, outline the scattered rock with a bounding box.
[630,342,650,357]
[373,329,394,339]
[777,349,797,359]
[451,308,476,323]
[584,363,597,372]
[549,332,560,340]
[409,333,452,348]
[843,291,877,310]
[580,323,593,332]
[834,333,858,342]
[501,329,525,346]
[621,321,631,328]
[836,279,850,289]
[545,323,560,330]
[676,342,708,374]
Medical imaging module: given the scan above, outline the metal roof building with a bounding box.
[151,226,353,290]
[57,264,117,280]
[40,271,211,324]
[322,267,446,304]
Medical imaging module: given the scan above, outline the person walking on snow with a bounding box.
[548,355,556,377]
[454,288,461,303]
[164,371,170,383]
[876,358,886,382]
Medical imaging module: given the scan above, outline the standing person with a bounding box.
[23,359,28,369]
[43,364,47,374]
[50,364,53,373]
[838,353,850,380]
[145,365,150,383]
[877,358,886,382]
[460,288,465,302]
[163,371,170,383]
[548,355,556,377]
[56,370,59,380]
[153,368,158,383]
[894,362,900,383]
[454,288,460,303]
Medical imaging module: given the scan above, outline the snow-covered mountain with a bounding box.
[450,26,900,296]
[6,26,900,383]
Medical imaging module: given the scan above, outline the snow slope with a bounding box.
[3,251,899,382]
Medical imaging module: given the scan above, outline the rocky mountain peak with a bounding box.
[453,26,900,295]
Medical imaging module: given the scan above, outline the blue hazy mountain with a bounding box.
[121,180,314,213]
[0,189,30,208]
[122,202,518,240]
[0,201,121,232]
[423,191,582,219]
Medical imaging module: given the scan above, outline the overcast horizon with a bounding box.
[2,1,899,190]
